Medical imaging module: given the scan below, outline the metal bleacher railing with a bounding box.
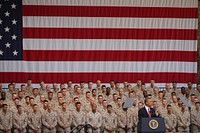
[70,124,94,133]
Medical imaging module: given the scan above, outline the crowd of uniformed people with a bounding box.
[0,79,199,133]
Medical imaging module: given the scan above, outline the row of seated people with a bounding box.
[0,95,199,133]
[0,79,199,133]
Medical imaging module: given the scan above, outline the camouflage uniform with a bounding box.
[164,113,177,133]
[27,111,42,133]
[12,112,27,133]
[57,109,72,133]
[0,110,12,133]
[116,108,133,133]
[42,110,57,133]
[191,109,200,132]
[72,110,86,133]
[103,112,117,133]
[177,110,190,133]
[86,111,102,133]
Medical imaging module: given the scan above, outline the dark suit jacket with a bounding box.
[138,106,157,121]
[137,107,159,133]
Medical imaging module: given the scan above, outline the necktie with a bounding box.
[148,108,151,117]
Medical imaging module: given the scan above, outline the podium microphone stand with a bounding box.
[123,98,134,133]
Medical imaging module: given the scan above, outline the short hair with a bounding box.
[181,87,185,90]
[21,84,25,87]
[98,95,103,98]
[106,87,110,90]
[33,88,38,91]
[110,80,115,82]
[61,88,67,91]
[75,102,81,105]
[58,97,63,100]
[144,98,152,105]
[88,80,93,84]
[18,91,23,93]
[86,91,91,94]
[8,83,13,88]
[74,85,78,88]
[73,97,79,101]
[62,102,67,105]
[127,84,132,87]
[107,105,112,108]
[101,85,106,88]
[138,102,144,105]
[43,100,48,103]
[57,92,62,94]
[2,104,8,107]
[25,96,30,99]
[12,93,17,95]
[92,89,96,93]
[80,81,84,84]
[14,98,19,101]
[195,102,200,105]
[143,90,147,93]
[172,95,177,98]
[117,97,121,100]
[29,97,34,100]
[33,104,38,107]
[162,98,167,101]
[113,93,117,96]
[171,92,176,95]
[129,91,134,95]
[167,104,172,108]
[17,105,22,109]
[48,92,53,94]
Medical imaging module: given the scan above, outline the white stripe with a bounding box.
[22,0,198,8]
[1,83,197,89]
[23,17,198,29]
[0,61,197,73]
[23,39,197,51]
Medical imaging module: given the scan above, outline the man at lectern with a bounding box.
[138,98,165,133]
[138,98,157,121]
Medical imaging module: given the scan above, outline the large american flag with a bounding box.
[0,0,198,87]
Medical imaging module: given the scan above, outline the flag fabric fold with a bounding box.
[0,0,198,86]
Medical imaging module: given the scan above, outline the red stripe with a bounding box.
[23,28,197,40]
[22,6,198,18]
[23,50,197,62]
[0,72,197,83]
